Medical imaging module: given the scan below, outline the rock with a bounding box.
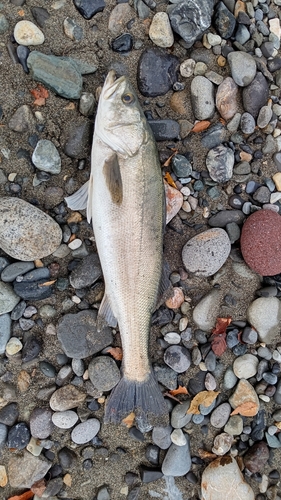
[227,52,256,87]
[71,418,100,444]
[164,345,191,373]
[52,410,79,429]
[108,4,135,37]
[27,51,83,99]
[153,365,177,390]
[180,59,195,77]
[172,154,192,178]
[31,6,50,28]
[0,197,61,261]
[73,0,105,19]
[206,145,234,183]
[193,289,221,331]
[14,20,44,46]
[240,112,256,135]
[210,403,231,429]
[30,408,53,439]
[201,456,255,500]
[6,337,22,355]
[191,76,215,120]
[243,441,270,473]
[182,228,230,277]
[215,77,238,121]
[137,48,179,97]
[64,120,92,159]
[212,432,233,455]
[0,284,19,316]
[49,385,86,411]
[69,254,101,289]
[32,139,61,174]
[149,12,174,48]
[208,210,245,227]
[8,451,51,488]
[148,119,180,140]
[1,261,34,282]
[229,378,259,415]
[171,428,186,446]
[0,403,18,426]
[152,425,172,449]
[243,73,268,120]
[112,33,133,53]
[201,123,226,150]
[171,401,192,428]
[7,422,30,450]
[57,310,113,359]
[167,0,213,48]
[140,466,163,483]
[240,210,281,276]
[246,297,281,344]
[79,92,95,117]
[213,1,236,39]
[63,17,83,41]
[161,434,191,476]
[233,354,259,379]
[274,379,281,404]
[0,14,9,34]
[8,105,35,133]
[224,415,243,435]
[88,356,120,391]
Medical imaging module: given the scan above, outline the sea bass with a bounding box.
[65,70,168,423]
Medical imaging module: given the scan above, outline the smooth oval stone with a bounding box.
[161,434,191,476]
[227,51,256,87]
[0,284,19,315]
[137,48,179,97]
[210,402,232,429]
[49,385,86,411]
[201,456,255,500]
[182,228,231,277]
[171,401,192,428]
[216,77,238,120]
[240,210,281,276]
[247,297,281,344]
[30,408,53,439]
[208,210,245,227]
[164,345,191,373]
[14,20,44,46]
[149,12,174,48]
[88,356,120,391]
[233,354,259,379]
[206,145,234,183]
[152,425,172,449]
[0,197,62,261]
[1,261,35,282]
[71,418,100,444]
[191,76,215,120]
[240,112,255,135]
[52,410,79,429]
[32,139,61,174]
[242,72,268,118]
[193,289,221,331]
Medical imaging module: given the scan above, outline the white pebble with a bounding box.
[52,410,79,429]
[179,317,188,332]
[181,186,191,197]
[72,295,81,304]
[164,332,181,344]
[6,337,23,355]
[14,20,45,46]
[170,428,187,446]
[68,238,82,250]
[182,201,191,212]
[259,395,270,403]
[180,59,195,78]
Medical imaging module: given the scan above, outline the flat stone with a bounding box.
[1,261,34,282]
[210,403,231,429]
[182,228,230,277]
[161,434,191,476]
[243,441,270,473]
[246,297,281,344]
[233,354,259,379]
[73,0,105,19]
[208,210,245,227]
[49,385,86,411]
[229,378,259,415]
[149,12,174,48]
[137,48,179,97]
[167,0,213,48]
[52,410,79,429]
[193,289,221,331]
[206,145,234,182]
[201,123,226,149]
[216,77,238,121]
[71,418,100,444]
[171,401,192,428]
[191,76,215,120]
[149,119,180,141]
[88,356,120,391]
[165,182,183,224]
[14,20,44,46]
[8,451,51,488]
[32,140,61,174]
[0,403,19,426]
[201,456,255,500]
[0,197,62,261]
[7,422,30,450]
[30,408,53,439]
[241,210,281,276]
[57,310,113,359]
[0,284,19,316]
[224,415,243,435]
[152,425,172,449]
[31,6,50,28]
[8,105,35,133]
[228,51,256,87]
[164,345,191,373]
[242,72,269,118]
[69,253,102,289]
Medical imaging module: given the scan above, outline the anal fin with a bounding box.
[155,259,173,310]
[65,181,89,211]
[97,292,117,330]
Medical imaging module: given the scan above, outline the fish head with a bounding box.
[95,70,149,157]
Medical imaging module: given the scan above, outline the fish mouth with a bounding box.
[103,70,126,100]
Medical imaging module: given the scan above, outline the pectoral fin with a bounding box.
[97,292,117,329]
[65,181,89,211]
[154,260,173,310]
[103,153,123,205]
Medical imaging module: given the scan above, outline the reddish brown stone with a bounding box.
[240,210,281,276]
[243,441,269,473]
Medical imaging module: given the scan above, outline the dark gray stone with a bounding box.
[208,210,245,227]
[69,253,102,289]
[30,407,54,439]
[213,1,236,39]
[88,356,120,391]
[73,0,105,19]
[167,0,214,47]
[137,48,179,97]
[0,403,19,426]
[201,123,226,149]
[63,120,92,159]
[148,119,180,140]
[242,72,269,118]
[7,422,30,450]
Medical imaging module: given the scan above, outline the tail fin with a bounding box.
[104,371,168,424]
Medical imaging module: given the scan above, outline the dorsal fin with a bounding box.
[103,153,123,205]
[65,181,89,211]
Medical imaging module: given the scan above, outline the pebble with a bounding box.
[0,197,62,261]
[192,288,221,331]
[149,12,174,48]
[0,465,7,487]
[228,51,256,87]
[170,428,186,446]
[88,356,120,391]
[212,432,233,455]
[229,378,259,415]
[8,451,52,488]
[242,72,269,118]
[167,0,212,47]
[240,112,256,135]
[164,345,191,373]
[112,33,133,53]
[165,182,184,223]
[79,92,95,117]
[172,154,192,178]
[201,456,255,500]
[1,261,34,282]
[233,354,259,379]
[191,76,215,120]
[214,1,236,39]
[49,385,86,411]
[265,432,281,448]
[152,425,172,450]
[140,466,163,483]
[137,48,179,97]
[39,361,56,378]
[14,20,44,46]
[161,434,191,476]
[180,59,195,77]
[73,0,105,18]
[7,422,30,450]
[71,418,100,444]
[32,139,61,174]
[216,77,238,120]
[241,210,281,276]
[201,123,226,149]
[170,401,192,428]
[242,327,258,344]
[69,253,101,289]
[22,336,41,362]
[0,284,19,315]
[63,17,83,41]
[30,408,53,439]
[243,442,270,473]
[182,228,230,277]
[8,104,35,133]
[57,310,113,359]
[247,297,281,344]
[6,337,22,355]
[0,14,9,34]
[210,403,231,429]
[274,379,281,405]
[0,425,7,448]
[31,6,50,28]
[206,145,234,183]
[0,403,18,426]
[224,415,243,435]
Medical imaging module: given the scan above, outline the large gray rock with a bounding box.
[191,76,215,120]
[242,72,269,118]
[193,289,222,331]
[167,0,214,48]
[161,434,191,476]
[0,197,62,261]
[247,297,281,343]
[8,451,52,488]
[227,52,256,87]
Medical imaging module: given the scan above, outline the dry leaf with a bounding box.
[17,9,25,16]
[38,280,56,287]
[212,317,232,336]
[163,149,178,167]
[63,473,72,487]
[275,422,281,430]
[122,412,135,428]
[197,448,217,460]
[211,317,232,356]
[107,347,123,361]
[8,491,34,500]
[187,391,220,415]
[30,84,49,106]
[164,172,178,189]
[169,385,188,396]
[211,335,227,356]
[230,401,258,417]
[191,120,210,133]
[64,102,76,110]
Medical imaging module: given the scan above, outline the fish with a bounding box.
[65,70,169,424]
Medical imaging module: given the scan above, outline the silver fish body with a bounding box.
[66,71,168,423]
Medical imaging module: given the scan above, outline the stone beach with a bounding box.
[1,0,281,499]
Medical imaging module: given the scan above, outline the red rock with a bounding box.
[216,77,238,121]
[240,210,281,276]
[243,441,269,473]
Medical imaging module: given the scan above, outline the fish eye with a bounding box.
[122,93,134,104]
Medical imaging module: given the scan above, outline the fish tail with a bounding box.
[104,371,168,424]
